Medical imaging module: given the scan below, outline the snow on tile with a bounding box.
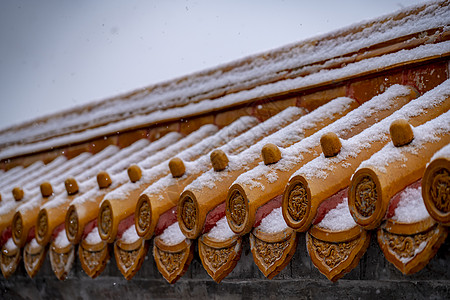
[29,238,41,251]
[84,227,102,245]
[429,143,450,164]
[185,97,354,193]
[54,229,71,248]
[158,222,186,246]
[70,134,181,206]
[357,110,450,173]
[0,161,43,191]
[4,237,17,252]
[145,107,302,195]
[0,156,70,215]
[120,225,140,244]
[392,185,430,223]
[295,80,450,181]
[257,207,289,233]
[235,84,414,188]
[317,198,357,231]
[206,217,236,241]
[139,124,218,170]
[107,133,180,174]
[0,164,28,190]
[104,117,256,202]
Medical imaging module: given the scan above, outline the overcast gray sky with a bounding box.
[0,0,427,130]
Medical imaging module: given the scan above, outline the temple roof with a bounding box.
[0,1,448,297]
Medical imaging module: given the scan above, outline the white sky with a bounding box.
[0,0,427,130]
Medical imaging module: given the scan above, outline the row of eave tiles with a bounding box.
[0,81,448,283]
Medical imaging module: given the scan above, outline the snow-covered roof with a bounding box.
[0,0,448,161]
[0,0,448,286]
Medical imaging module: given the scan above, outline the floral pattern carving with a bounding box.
[67,209,78,240]
[310,237,359,269]
[287,184,308,221]
[137,200,150,232]
[156,248,184,274]
[181,196,196,230]
[382,229,433,263]
[37,211,48,239]
[202,244,234,270]
[355,176,377,218]
[117,247,140,270]
[430,168,449,213]
[13,215,22,241]
[229,191,246,227]
[253,237,289,267]
[100,205,112,236]
[81,248,104,271]
[50,245,75,280]
[24,246,44,276]
[52,251,70,270]
[0,250,20,278]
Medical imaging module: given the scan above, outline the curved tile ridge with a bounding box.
[283,81,449,233]
[231,84,416,236]
[97,117,255,243]
[179,96,356,240]
[65,133,181,245]
[349,110,450,229]
[139,106,306,240]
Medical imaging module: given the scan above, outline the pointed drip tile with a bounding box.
[198,235,242,283]
[153,237,193,284]
[377,217,448,275]
[307,225,370,282]
[114,238,149,280]
[79,240,110,279]
[249,227,298,279]
[0,240,20,279]
[23,240,47,278]
[49,242,75,280]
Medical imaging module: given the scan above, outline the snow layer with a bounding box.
[84,227,102,245]
[0,2,448,159]
[429,143,450,163]
[0,156,69,215]
[295,80,450,181]
[317,198,357,231]
[107,133,180,174]
[4,238,17,252]
[207,217,236,241]
[233,84,413,189]
[257,207,289,233]
[29,238,41,251]
[54,229,71,248]
[392,185,430,223]
[103,117,256,202]
[357,110,450,173]
[70,133,181,206]
[185,96,354,193]
[144,106,304,196]
[158,222,186,246]
[120,225,140,244]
